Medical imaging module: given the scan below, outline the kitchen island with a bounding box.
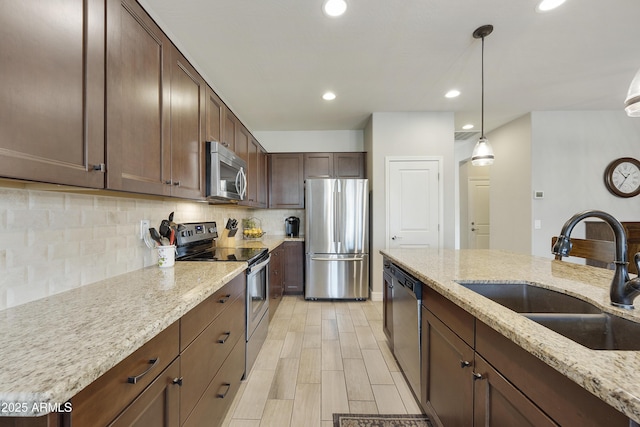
[381,247,640,425]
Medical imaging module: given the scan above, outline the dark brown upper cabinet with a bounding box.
[0,0,105,188]
[168,44,206,199]
[205,86,224,145]
[106,0,172,196]
[106,0,204,200]
[304,152,366,179]
[223,109,237,153]
[269,153,305,209]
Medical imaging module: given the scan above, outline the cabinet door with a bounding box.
[283,241,304,294]
[473,355,557,427]
[0,0,105,188]
[108,358,180,427]
[269,154,305,208]
[334,153,365,178]
[168,45,205,199]
[106,0,171,196]
[304,153,333,179]
[257,145,268,208]
[422,307,474,427]
[269,246,284,320]
[243,137,258,206]
[205,86,224,144]
[223,110,237,153]
[235,124,249,163]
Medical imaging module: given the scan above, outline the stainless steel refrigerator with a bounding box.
[305,178,369,299]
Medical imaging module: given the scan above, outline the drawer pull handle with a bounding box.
[127,358,159,384]
[217,383,231,399]
[218,294,231,304]
[217,332,231,344]
[460,360,471,368]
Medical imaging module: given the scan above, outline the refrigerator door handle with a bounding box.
[310,256,365,262]
[333,180,339,245]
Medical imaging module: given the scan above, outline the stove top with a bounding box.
[179,246,267,263]
[174,221,268,264]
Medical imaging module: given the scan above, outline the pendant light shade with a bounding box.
[625,68,640,117]
[471,137,494,166]
[471,25,495,167]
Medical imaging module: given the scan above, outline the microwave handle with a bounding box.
[236,167,247,200]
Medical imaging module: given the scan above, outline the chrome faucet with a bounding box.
[552,210,640,309]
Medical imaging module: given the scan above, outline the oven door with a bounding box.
[246,254,270,337]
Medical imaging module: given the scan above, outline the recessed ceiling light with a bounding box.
[445,89,461,98]
[323,0,347,17]
[536,0,566,12]
[322,92,336,101]
[462,124,474,130]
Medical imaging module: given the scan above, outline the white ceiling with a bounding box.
[139,0,640,135]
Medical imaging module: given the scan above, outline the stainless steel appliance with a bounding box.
[305,178,369,300]
[175,222,269,378]
[285,216,300,237]
[206,141,247,202]
[384,260,422,399]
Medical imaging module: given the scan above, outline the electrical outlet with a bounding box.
[140,220,150,239]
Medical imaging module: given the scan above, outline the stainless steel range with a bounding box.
[175,222,270,378]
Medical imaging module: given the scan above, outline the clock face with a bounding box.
[605,157,640,198]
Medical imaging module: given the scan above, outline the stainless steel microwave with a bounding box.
[206,141,247,202]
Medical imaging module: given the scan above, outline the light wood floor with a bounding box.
[222,296,423,427]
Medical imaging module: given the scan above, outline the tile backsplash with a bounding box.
[0,184,303,310]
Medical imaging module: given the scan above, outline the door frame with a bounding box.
[384,156,444,249]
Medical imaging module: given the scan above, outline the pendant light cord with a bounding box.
[481,35,485,139]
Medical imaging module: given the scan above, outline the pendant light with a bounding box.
[471,25,495,166]
[625,68,640,117]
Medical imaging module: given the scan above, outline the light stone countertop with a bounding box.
[381,248,640,424]
[0,261,246,417]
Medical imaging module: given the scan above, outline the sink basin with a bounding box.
[457,282,601,314]
[458,281,640,350]
[523,313,640,351]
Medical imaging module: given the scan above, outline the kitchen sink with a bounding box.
[457,282,601,314]
[523,313,640,351]
[458,281,640,350]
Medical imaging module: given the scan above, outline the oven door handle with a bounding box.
[247,254,271,274]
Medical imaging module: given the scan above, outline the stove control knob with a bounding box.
[181,231,187,237]
[208,227,215,234]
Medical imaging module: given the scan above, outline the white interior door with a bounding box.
[468,178,490,249]
[386,158,441,248]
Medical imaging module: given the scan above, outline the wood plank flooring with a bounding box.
[222,296,423,427]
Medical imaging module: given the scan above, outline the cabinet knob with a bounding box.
[460,360,471,368]
[165,180,172,185]
[92,163,106,172]
[473,372,484,380]
[173,181,180,186]
[172,377,183,386]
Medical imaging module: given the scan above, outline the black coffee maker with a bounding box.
[285,216,300,237]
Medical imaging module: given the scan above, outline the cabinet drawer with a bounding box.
[180,273,245,350]
[422,285,475,346]
[71,321,179,427]
[182,337,245,427]
[108,357,180,427]
[180,293,245,425]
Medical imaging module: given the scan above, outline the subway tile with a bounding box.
[28,191,65,210]
[7,209,49,229]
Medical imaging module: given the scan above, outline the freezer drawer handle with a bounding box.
[311,257,364,262]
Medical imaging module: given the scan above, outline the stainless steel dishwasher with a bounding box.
[386,261,422,399]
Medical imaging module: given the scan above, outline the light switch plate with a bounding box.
[140,220,150,239]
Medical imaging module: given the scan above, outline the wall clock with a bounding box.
[604,157,640,198]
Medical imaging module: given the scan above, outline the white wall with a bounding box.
[253,130,364,152]
[368,112,455,299]
[488,114,533,254]
[531,111,640,258]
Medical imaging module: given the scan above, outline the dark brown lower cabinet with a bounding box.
[473,355,556,427]
[269,244,284,319]
[108,358,180,427]
[419,285,631,427]
[283,241,304,294]
[421,306,473,427]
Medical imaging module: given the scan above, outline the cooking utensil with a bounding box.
[149,228,163,246]
[169,228,176,245]
[159,219,171,239]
